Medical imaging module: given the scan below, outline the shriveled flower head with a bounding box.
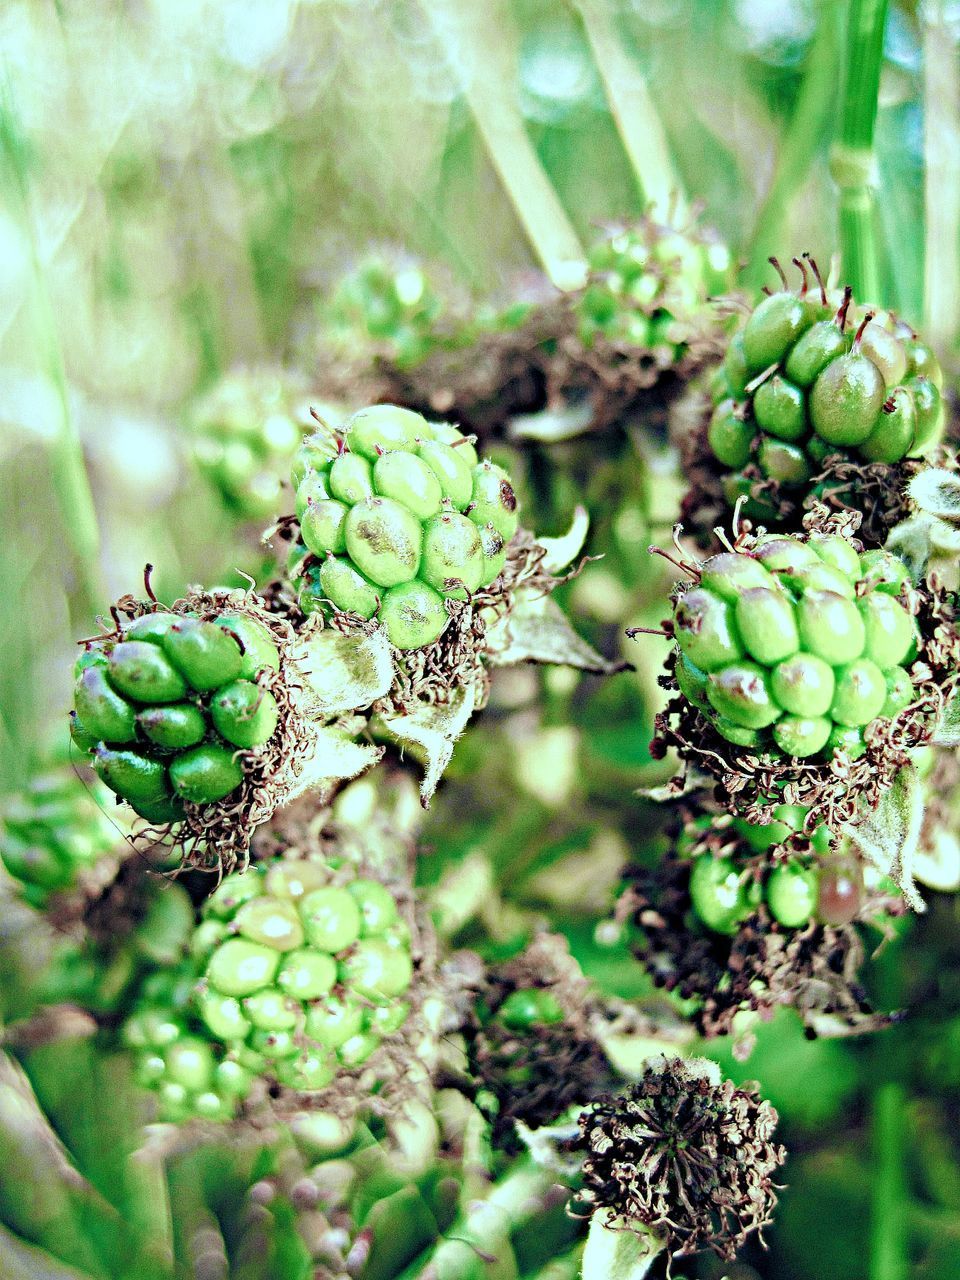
[575,1056,786,1261]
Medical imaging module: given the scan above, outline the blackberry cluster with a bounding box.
[71,611,281,822]
[193,858,413,1092]
[576,217,730,358]
[0,766,118,906]
[706,258,943,522]
[290,404,518,650]
[192,369,309,520]
[672,531,918,759]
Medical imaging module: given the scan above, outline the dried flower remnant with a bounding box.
[574,1056,786,1261]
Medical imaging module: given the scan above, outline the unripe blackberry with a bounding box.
[193,858,413,1092]
[320,252,446,371]
[191,369,311,520]
[0,765,119,907]
[690,256,945,542]
[625,806,894,1037]
[123,967,252,1123]
[644,507,960,835]
[575,218,731,363]
[669,530,917,759]
[72,605,282,823]
[290,405,518,650]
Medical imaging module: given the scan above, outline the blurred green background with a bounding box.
[3,3,960,1278]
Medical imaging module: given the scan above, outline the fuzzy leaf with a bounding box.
[293,626,394,717]
[536,505,591,574]
[883,515,933,584]
[908,467,960,524]
[928,517,960,553]
[582,1210,665,1280]
[508,401,594,442]
[843,763,926,911]
[379,684,476,805]
[298,722,384,795]
[486,591,626,674]
[934,689,960,747]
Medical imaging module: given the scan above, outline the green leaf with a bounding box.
[292,626,394,717]
[843,763,926,911]
[582,1211,665,1280]
[486,592,625,674]
[379,684,476,805]
[883,515,933,584]
[536,506,590,574]
[907,467,960,524]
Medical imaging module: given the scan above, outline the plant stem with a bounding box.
[869,1081,908,1280]
[922,1,960,359]
[422,0,587,291]
[748,0,843,282]
[415,1163,557,1279]
[574,0,683,223]
[831,0,890,301]
[0,83,104,618]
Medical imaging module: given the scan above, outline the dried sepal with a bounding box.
[573,1055,786,1261]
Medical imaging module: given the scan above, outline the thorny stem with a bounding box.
[422,0,587,291]
[574,0,685,223]
[831,0,890,303]
[868,1082,908,1280]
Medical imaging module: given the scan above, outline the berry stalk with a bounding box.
[0,89,104,619]
[422,0,587,291]
[575,0,685,223]
[869,1081,908,1280]
[749,0,844,280]
[832,0,890,302]
[921,3,960,357]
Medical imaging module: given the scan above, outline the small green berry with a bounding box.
[162,620,244,693]
[209,680,279,749]
[169,744,244,804]
[766,861,818,927]
[344,497,422,588]
[379,580,448,650]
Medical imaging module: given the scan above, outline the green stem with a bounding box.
[922,2,960,359]
[0,82,104,618]
[415,1163,557,1280]
[574,0,683,222]
[748,0,843,281]
[422,0,587,291]
[831,0,890,301]
[869,1082,908,1280]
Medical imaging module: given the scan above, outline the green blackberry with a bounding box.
[669,530,918,760]
[697,256,944,536]
[192,369,311,520]
[576,216,732,360]
[193,857,413,1092]
[290,404,517,650]
[0,765,119,907]
[72,607,282,822]
[320,253,446,371]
